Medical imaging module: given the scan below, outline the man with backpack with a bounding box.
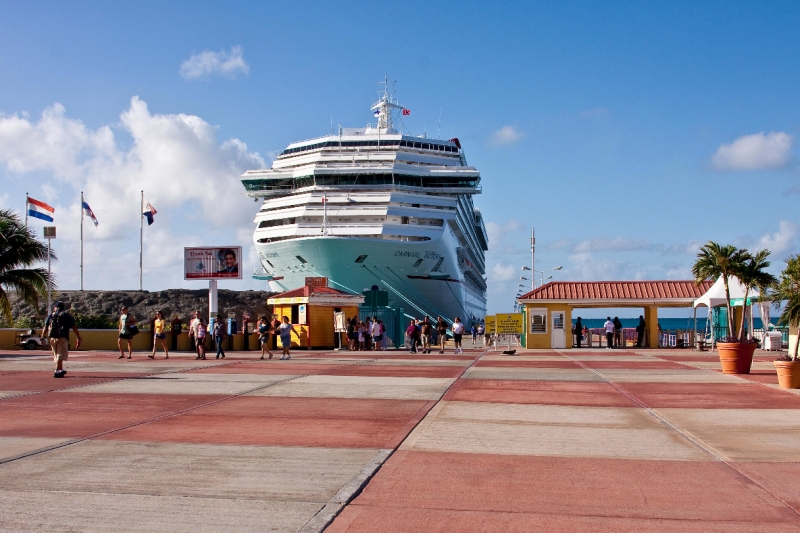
[43,302,82,378]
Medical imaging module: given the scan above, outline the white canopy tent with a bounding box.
[692,276,756,348]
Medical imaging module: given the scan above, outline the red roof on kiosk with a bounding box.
[519,280,714,301]
[271,285,359,299]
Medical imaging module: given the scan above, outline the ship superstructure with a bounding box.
[241,81,488,323]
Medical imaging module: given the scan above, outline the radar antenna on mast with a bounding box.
[370,73,404,132]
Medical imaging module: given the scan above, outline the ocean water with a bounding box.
[574,317,780,331]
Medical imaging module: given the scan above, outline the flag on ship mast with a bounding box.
[402,109,410,116]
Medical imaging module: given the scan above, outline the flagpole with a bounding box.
[139,190,143,292]
[25,192,28,227]
[80,191,84,291]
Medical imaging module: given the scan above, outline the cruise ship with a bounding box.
[241,82,488,324]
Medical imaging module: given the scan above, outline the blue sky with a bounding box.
[1,1,798,316]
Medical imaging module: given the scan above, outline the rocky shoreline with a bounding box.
[8,289,275,327]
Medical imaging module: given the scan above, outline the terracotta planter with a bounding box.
[774,360,800,389]
[717,342,756,374]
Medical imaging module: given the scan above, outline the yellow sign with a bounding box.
[484,315,495,333]
[495,313,524,334]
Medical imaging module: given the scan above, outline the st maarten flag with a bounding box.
[27,197,55,222]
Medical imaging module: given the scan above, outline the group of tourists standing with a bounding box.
[405,315,467,354]
[346,316,386,351]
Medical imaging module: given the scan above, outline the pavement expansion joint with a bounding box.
[558,349,800,521]
[297,449,393,533]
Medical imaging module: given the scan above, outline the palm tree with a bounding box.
[772,254,800,360]
[692,241,743,337]
[0,209,54,326]
[734,249,777,341]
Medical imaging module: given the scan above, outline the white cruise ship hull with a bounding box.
[257,232,486,323]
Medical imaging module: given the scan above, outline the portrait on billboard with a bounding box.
[217,248,239,274]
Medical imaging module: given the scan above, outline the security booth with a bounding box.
[268,277,364,349]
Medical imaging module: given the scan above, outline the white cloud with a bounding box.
[180,46,250,80]
[0,98,265,290]
[711,132,793,171]
[488,125,523,147]
[490,263,517,282]
[756,220,798,257]
[572,237,655,253]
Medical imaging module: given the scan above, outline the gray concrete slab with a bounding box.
[0,490,321,533]
[0,437,71,461]
[0,440,379,501]
[0,391,26,399]
[60,376,287,395]
[400,401,707,461]
[463,367,604,382]
[248,375,455,400]
[148,373,298,383]
[657,408,800,461]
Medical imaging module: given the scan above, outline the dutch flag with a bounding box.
[82,201,99,227]
[142,198,157,226]
[27,197,55,223]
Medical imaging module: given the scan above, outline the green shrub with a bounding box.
[73,314,116,329]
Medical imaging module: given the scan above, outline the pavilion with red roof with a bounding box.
[517,280,713,350]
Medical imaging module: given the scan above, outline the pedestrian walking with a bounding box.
[613,317,623,347]
[452,317,465,354]
[420,317,433,354]
[604,316,614,349]
[117,306,136,359]
[636,315,646,347]
[278,316,298,359]
[257,315,274,359]
[371,317,382,351]
[213,318,227,359]
[471,324,478,346]
[194,317,207,359]
[477,323,485,346]
[436,316,448,354]
[406,319,419,353]
[574,317,583,348]
[150,310,169,359]
[43,302,82,378]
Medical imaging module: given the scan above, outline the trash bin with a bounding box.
[764,331,783,351]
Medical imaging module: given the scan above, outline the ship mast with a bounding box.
[370,74,403,133]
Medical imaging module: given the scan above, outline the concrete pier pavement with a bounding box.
[0,346,798,531]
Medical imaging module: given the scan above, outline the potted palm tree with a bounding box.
[692,242,775,374]
[772,254,800,388]
[0,208,53,325]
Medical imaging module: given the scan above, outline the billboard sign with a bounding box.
[484,315,495,333]
[184,247,243,280]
